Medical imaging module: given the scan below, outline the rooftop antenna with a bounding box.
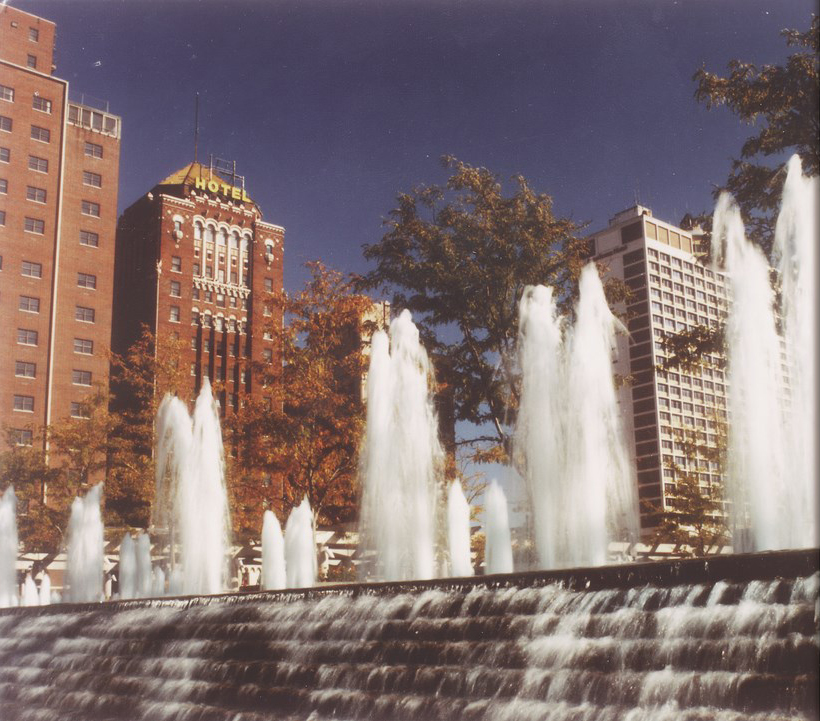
[193,92,200,164]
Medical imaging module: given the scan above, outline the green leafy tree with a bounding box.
[359,156,628,463]
[692,15,819,255]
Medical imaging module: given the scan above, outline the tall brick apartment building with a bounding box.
[112,160,284,414]
[0,5,121,453]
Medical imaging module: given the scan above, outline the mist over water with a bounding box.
[713,155,818,552]
[516,264,638,569]
[359,310,443,582]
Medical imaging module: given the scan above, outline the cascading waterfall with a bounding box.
[284,499,315,588]
[359,310,443,582]
[64,483,104,603]
[447,481,473,577]
[262,510,286,591]
[516,264,638,569]
[0,486,17,608]
[484,479,514,574]
[154,380,231,596]
[772,155,818,549]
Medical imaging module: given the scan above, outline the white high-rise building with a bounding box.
[588,206,731,535]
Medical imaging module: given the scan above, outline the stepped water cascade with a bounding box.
[0,486,17,608]
[262,510,287,591]
[712,155,818,552]
[155,380,231,596]
[64,484,104,603]
[516,265,638,569]
[0,551,816,720]
[359,310,443,582]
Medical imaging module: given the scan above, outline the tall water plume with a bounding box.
[715,155,818,551]
[772,155,818,548]
[38,572,50,606]
[484,480,513,574]
[515,265,637,569]
[261,510,286,590]
[284,499,315,588]
[359,310,443,581]
[0,486,17,608]
[154,381,231,596]
[135,531,153,598]
[21,574,38,607]
[65,483,104,603]
[446,480,473,577]
[118,532,137,600]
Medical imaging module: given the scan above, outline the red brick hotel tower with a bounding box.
[0,5,121,453]
[112,161,284,414]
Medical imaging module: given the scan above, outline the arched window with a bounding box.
[194,222,203,241]
[230,231,240,250]
[216,228,227,246]
[204,225,214,244]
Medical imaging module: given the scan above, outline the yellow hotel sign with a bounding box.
[195,176,252,202]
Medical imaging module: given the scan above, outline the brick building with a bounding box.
[0,5,121,457]
[112,160,284,414]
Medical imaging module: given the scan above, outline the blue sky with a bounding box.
[17,0,816,294]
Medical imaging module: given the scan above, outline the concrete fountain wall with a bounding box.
[0,549,817,721]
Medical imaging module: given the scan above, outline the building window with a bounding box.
[72,370,92,386]
[70,402,90,419]
[29,27,40,42]
[192,287,200,300]
[264,278,273,292]
[28,155,47,173]
[190,363,197,376]
[203,338,210,353]
[84,142,103,159]
[18,296,39,313]
[81,200,100,217]
[171,256,181,272]
[216,293,226,308]
[79,230,99,247]
[205,265,213,278]
[263,348,273,363]
[74,338,93,354]
[24,217,45,234]
[75,306,95,323]
[15,361,36,378]
[0,210,5,226]
[14,395,35,412]
[77,272,97,289]
[12,429,33,446]
[82,171,102,187]
[17,329,38,345]
[26,54,37,69]
[0,115,11,132]
[204,290,212,303]
[26,186,46,203]
[170,280,181,297]
[0,147,9,163]
[169,305,180,322]
[0,179,6,194]
[0,85,13,102]
[30,125,50,143]
[193,262,200,275]
[21,261,42,278]
[32,96,51,113]
[190,337,198,350]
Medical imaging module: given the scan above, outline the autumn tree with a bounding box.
[359,156,627,463]
[227,263,373,536]
[106,326,187,528]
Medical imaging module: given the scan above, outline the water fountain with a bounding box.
[262,509,287,591]
[38,573,50,606]
[484,479,514,575]
[154,380,231,595]
[0,486,17,608]
[64,483,104,603]
[516,265,638,569]
[359,310,443,581]
[712,155,818,552]
[284,499,316,588]
[447,480,473,577]
[118,532,137,600]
